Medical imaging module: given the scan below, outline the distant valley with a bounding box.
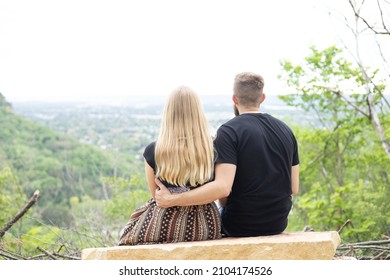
[12,95,310,162]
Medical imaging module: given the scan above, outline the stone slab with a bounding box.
[81,231,341,260]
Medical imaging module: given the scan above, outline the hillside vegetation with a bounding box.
[0,93,149,258]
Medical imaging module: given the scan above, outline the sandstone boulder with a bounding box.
[82,231,341,260]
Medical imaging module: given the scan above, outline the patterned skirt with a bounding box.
[118,198,222,245]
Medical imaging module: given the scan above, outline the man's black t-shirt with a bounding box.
[214,113,299,237]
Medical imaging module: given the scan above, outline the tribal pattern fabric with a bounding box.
[118,198,221,245]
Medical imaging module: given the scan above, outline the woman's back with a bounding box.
[119,86,221,245]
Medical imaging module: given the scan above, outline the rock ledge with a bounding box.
[82,231,340,260]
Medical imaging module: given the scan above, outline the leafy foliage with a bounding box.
[281,46,390,242]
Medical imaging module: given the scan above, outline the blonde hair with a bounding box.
[155,86,214,187]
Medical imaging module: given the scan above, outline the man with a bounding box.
[155,72,299,237]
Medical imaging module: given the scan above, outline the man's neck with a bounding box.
[239,107,261,115]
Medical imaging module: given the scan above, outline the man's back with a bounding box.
[214,113,299,236]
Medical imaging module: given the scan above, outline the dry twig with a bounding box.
[337,238,390,260]
[53,252,80,260]
[37,246,58,260]
[0,248,26,260]
[337,219,352,234]
[0,190,40,238]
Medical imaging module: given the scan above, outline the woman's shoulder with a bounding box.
[144,141,156,153]
[143,141,156,169]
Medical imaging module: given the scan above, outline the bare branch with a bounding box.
[0,190,40,238]
[52,252,81,260]
[27,254,47,260]
[338,219,352,234]
[377,0,390,34]
[0,252,18,260]
[374,35,390,80]
[349,0,390,35]
[37,246,58,260]
[372,250,389,260]
[0,248,26,260]
[338,245,390,250]
[344,239,390,246]
[331,89,370,117]
[337,238,390,259]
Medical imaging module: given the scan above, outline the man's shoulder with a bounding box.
[262,113,293,129]
[221,115,250,127]
[219,113,291,130]
[218,117,238,130]
[223,113,281,125]
[258,112,280,121]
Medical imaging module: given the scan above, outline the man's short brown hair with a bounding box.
[233,72,264,107]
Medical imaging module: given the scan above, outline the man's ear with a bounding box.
[232,95,239,105]
[260,93,266,104]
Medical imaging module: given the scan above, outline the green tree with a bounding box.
[280,46,390,242]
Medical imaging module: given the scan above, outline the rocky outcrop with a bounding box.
[81,231,341,260]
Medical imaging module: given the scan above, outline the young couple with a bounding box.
[119,72,300,246]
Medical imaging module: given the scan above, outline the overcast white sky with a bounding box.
[0,0,387,102]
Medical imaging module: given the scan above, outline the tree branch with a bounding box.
[338,219,352,234]
[0,190,40,239]
[349,0,390,35]
[338,245,390,250]
[331,89,370,117]
[0,252,18,260]
[344,239,390,246]
[377,0,390,34]
[37,246,58,260]
[52,252,81,260]
[0,248,26,260]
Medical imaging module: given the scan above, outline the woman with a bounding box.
[119,86,221,245]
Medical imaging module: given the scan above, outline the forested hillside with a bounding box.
[1,92,141,205]
[0,93,149,258]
